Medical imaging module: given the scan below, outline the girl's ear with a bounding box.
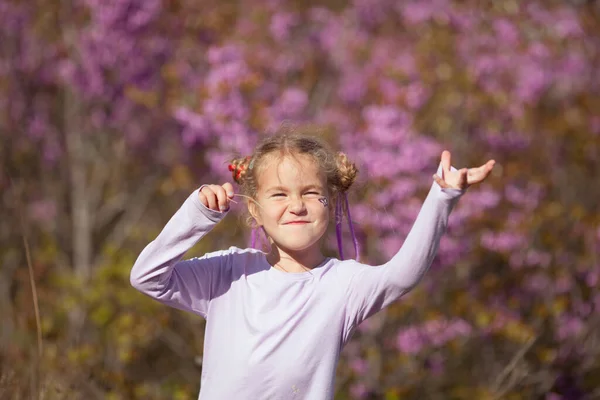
[248,201,263,226]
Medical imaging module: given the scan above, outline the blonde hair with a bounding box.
[228,125,358,226]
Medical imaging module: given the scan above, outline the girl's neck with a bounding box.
[266,245,326,273]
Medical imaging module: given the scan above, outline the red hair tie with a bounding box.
[228,156,252,181]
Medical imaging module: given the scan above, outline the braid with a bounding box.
[228,156,252,184]
[335,152,358,193]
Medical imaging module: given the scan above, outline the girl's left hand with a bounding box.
[433,150,495,190]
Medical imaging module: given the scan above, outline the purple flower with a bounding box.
[404,82,429,110]
[426,353,445,376]
[493,19,519,45]
[552,8,583,38]
[505,184,542,209]
[525,249,552,268]
[401,2,438,25]
[392,52,417,76]
[349,358,369,374]
[338,71,368,104]
[396,326,426,354]
[557,316,584,340]
[525,273,551,292]
[278,88,308,115]
[585,271,598,287]
[353,0,390,28]
[28,199,57,224]
[207,45,243,65]
[349,383,368,399]
[515,62,550,104]
[481,231,525,253]
[269,12,298,42]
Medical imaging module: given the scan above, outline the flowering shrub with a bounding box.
[1,0,598,398]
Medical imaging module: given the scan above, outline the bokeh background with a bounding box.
[1,0,599,399]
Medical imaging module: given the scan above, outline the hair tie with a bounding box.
[335,193,360,262]
[228,156,252,181]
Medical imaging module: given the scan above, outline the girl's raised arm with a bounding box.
[129,185,231,318]
[343,152,495,328]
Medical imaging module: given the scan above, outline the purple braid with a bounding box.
[344,192,360,262]
[250,227,257,249]
[336,192,360,261]
[335,194,344,260]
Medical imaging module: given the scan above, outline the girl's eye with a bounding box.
[272,193,285,197]
[305,192,320,195]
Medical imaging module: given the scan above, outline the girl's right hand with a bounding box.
[198,183,234,212]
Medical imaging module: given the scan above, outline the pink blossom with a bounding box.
[594,294,600,312]
[448,9,476,31]
[28,200,57,223]
[207,45,243,65]
[396,318,472,354]
[480,231,525,253]
[525,249,552,268]
[426,353,445,376]
[392,52,417,76]
[353,0,391,27]
[396,327,426,354]
[554,276,572,294]
[404,82,429,110]
[493,19,519,45]
[465,188,501,211]
[338,71,368,103]
[349,383,368,399]
[557,317,584,340]
[505,184,541,209]
[525,273,551,292]
[349,358,369,374]
[279,88,308,114]
[269,12,298,42]
[552,9,583,38]
[586,271,598,287]
[401,1,448,25]
[515,62,549,103]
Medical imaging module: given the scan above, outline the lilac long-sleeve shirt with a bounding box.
[130,163,464,400]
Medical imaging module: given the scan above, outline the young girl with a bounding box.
[130,131,495,399]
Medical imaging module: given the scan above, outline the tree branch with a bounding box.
[492,334,538,398]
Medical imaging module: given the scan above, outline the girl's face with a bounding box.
[250,154,330,256]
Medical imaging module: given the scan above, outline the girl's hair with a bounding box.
[228,125,360,260]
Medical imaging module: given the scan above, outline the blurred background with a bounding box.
[1,0,599,399]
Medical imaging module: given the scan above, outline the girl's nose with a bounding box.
[288,197,306,213]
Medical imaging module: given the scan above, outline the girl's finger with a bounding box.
[466,168,478,185]
[222,182,234,198]
[433,174,448,188]
[467,161,495,185]
[478,160,495,174]
[198,191,209,208]
[459,168,468,188]
[212,185,230,212]
[201,186,218,211]
[441,150,451,178]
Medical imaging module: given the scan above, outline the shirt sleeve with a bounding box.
[129,186,229,318]
[343,163,465,328]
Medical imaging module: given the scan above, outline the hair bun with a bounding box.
[228,156,252,184]
[336,152,358,192]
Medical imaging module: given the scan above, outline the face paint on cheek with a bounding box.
[318,197,329,207]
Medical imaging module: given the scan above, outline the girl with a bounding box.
[130,131,495,399]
